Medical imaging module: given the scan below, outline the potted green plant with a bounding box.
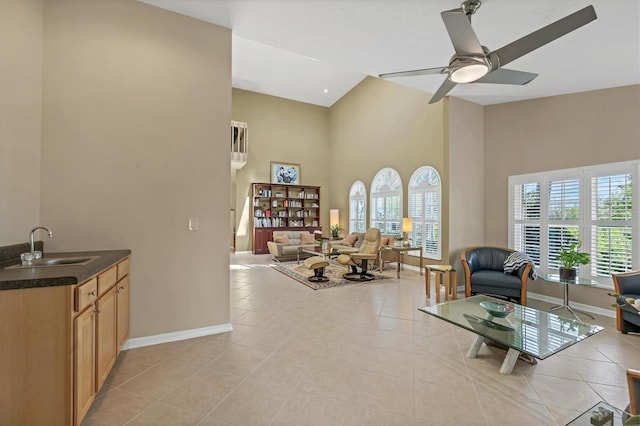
[330,224,343,239]
[557,240,590,281]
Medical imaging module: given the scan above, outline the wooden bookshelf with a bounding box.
[251,182,321,254]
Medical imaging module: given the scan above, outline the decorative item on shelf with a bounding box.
[402,217,413,247]
[589,406,614,426]
[329,209,341,238]
[315,231,330,252]
[625,416,640,425]
[479,301,514,318]
[557,240,590,281]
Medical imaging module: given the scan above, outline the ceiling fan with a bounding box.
[379,1,597,104]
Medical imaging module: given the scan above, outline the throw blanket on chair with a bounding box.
[503,251,538,280]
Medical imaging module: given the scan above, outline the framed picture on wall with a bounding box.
[270,162,300,185]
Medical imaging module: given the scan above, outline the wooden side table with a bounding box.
[425,264,456,303]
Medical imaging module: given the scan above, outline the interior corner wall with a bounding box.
[0,0,43,245]
[484,84,640,309]
[447,97,484,276]
[328,77,447,265]
[232,89,330,252]
[40,0,231,338]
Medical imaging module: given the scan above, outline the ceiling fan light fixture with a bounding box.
[449,63,489,83]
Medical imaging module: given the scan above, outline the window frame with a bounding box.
[348,181,367,233]
[370,168,403,235]
[408,166,442,260]
[508,160,640,288]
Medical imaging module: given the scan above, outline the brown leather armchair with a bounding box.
[336,228,381,281]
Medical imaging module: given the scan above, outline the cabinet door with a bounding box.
[95,288,117,390]
[74,306,95,425]
[116,276,130,353]
[254,229,272,254]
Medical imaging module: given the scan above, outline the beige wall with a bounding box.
[0,0,42,245]
[328,77,446,266]
[484,85,640,308]
[232,89,330,252]
[40,0,231,337]
[447,97,484,278]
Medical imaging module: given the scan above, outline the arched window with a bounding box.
[409,166,442,259]
[349,181,367,233]
[370,168,402,234]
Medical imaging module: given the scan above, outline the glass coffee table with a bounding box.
[419,295,604,374]
[297,245,339,263]
[566,401,631,425]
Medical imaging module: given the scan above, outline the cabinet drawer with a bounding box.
[75,278,98,312]
[117,258,130,281]
[97,266,117,296]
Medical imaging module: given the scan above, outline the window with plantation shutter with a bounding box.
[512,182,541,265]
[349,181,367,233]
[590,173,633,276]
[370,168,402,235]
[409,167,441,259]
[547,179,581,269]
[509,160,640,288]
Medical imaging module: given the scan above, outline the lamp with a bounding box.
[402,218,413,247]
[449,57,490,83]
[329,209,340,238]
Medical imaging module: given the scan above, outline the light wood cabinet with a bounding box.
[96,286,117,390]
[74,306,96,424]
[0,255,130,426]
[116,275,130,353]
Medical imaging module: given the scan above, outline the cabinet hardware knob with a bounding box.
[119,286,124,290]
[94,308,102,313]
[89,290,97,296]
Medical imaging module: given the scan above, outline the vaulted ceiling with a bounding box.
[141,0,640,107]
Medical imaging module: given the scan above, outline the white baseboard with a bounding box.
[527,292,615,318]
[122,323,234,350]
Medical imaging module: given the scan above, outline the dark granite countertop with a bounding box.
[0,249,131,291]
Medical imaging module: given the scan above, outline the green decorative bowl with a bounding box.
[480,301,514,318]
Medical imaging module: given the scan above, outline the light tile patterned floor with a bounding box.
[83,252,640,425]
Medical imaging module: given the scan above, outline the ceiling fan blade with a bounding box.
[441,8,484,56]
[379,66,448,79]
[428,78,457,104]
[492,5,597,68]
[475,68,538,85]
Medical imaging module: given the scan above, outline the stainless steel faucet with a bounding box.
[30,226,53,253]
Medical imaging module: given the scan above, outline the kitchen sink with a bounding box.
[5,255,100,269]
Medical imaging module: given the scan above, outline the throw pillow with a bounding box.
[273,234,290,245]
[342,234,358,247]
[300,233,315,244]
[380,237,390,246]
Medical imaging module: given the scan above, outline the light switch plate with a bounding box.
[188,217,199,231]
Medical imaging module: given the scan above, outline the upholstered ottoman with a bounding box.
[304,256,330,282]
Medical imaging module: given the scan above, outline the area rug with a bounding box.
[272,260,390,290]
